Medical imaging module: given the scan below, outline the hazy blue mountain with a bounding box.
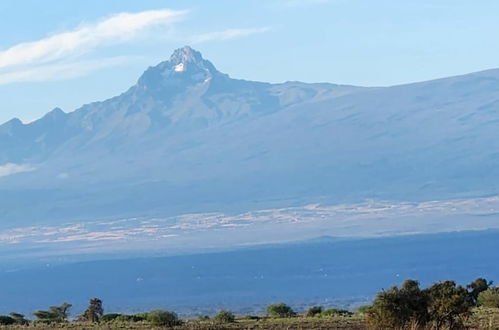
[1,46,499,226]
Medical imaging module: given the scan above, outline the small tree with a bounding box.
[305,306,322,317]
[467,278,492,306]
[9,313,29,325]
[477,287,499,308]
[426,280,471,329]
[34,302,72,323]
[51,302,72,321]
[148,310,181,327]
[321,308,352,317]
[0,316,15,325]
[214,309,235,323]
[267,303,296,318]
[367,279,428,329]
[100,313,122,322]
[80,298,104,322]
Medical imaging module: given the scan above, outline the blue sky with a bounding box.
[2,0,499,123]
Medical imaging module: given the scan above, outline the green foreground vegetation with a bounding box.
[0,278,498,329]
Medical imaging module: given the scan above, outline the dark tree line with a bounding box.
[366,277,497,329]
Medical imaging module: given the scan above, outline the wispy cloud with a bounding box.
[0,56,134,85]
[0,163,35,177]
[191,27,270,43]
[0,9,187,70]
[0,9,187,83]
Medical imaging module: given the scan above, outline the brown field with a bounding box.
[1,308,498,329]
[0,317,367,330]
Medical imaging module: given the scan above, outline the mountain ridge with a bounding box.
[1,46,499,227]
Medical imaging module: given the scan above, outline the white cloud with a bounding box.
[0,9,187,70]
[0,9,186,84]
[191,27,270,43]
[0,56,134,85]
[0,163,35,177]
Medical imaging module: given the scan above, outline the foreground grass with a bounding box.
[0,315,367,330]
[1,308,499,329]
[468,307,499,330]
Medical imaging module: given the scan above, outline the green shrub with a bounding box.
[134,312,149,319]
[114,314,146,322]
[426,280,471,329]
[243,315,261,320]
[267,303,296,318]
[467,278,492,306]
[9,312,29,325]
[0,315,15,325]
[33,302,72,323]
[100,313,122,322]
[356,305,372,314]
[367,279,474,329]
[367,279,429,329]
[478,287,499,308]
[305,306,323,317]
[214,309,235,323]
[148,310,181,327]
[321,308,352,317]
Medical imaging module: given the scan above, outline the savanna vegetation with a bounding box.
[0,277,497,329]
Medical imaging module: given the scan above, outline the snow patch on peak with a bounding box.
[174,63,185,72]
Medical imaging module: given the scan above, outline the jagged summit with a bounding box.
[137,46,223,89]
[169,46,205,69]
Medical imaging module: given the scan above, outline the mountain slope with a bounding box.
[1,46,499,226]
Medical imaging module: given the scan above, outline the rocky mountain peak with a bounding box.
[137,46,223,90]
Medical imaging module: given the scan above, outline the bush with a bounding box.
[114,314,146,322]
[148,310,181,327]
[467,278,492,306]
[100,313,122,322]
[134,312,150,319]
[33,302,72,323]
[426,280,471,329]
[243,315,260,320]
[305,306,323,317]
[9,313,29,325]
[367,279,429,329]
[0,315,15,325]
[267,303,296,318]
[356,305,372,314]
[367,279,474,329]
[478,287,499,308]
[214,309,235,323]
[321,308,352,317]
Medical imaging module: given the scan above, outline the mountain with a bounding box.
[1,46,499,227]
